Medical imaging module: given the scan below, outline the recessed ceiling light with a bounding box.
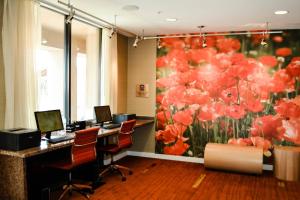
[122,5,139,11]
[42,40,47,44]
[166,18,177,22]
[274,10,289,15]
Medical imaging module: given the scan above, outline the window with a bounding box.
[71,20,100,121]
[38,7,66,123]
[38,8,101,123]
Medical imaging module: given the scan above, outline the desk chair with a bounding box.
[49,127,99,200]
[98,120,136,181]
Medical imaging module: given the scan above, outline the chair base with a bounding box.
[99,164,133,182]
[58,183,93,200]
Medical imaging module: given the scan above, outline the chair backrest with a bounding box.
[118,120,136,148]
[72,127,99,167]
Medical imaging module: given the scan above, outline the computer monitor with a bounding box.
[94,105,113,126]
[34,109,64,140]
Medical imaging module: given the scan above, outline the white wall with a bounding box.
[127,38,156,152]
[127,39,156,117]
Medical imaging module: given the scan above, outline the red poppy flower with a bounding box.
[156,56,169,68]
[216,38,241,53]
[167,49,190,72]
[156,111,171,126]
[272,36,283,43]
[282,119,300,145]
[286,57,300,78]
[291,96,300,107]
[197,104,218,121]
[155,123,187,144]
[275,100,300,119]
[187,48,216,64]
[184,89,211,105]
[174,70,198,85]
[243,99,264,113]
[161,38,185,49]
[231,53,245,65]
[161,85,186,108]
[276,47,292,57]
[211,53,232,70]
[259,55,277,68]
[226,105,246,119]
[269,69,294,93]
[173,109,193,126]
[164,137,190,155]
[155,129,176,144]
[156,94,164,104]
[226,60,255,80]
[228,138,238,145]
[221,87,238,104]
[156,77,176,88]
[167,123,188,138]
[250,137,272,151]
[250,115,284,140]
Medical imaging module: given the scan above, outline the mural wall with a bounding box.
[155,30,300,158]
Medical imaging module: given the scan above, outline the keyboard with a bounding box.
[48,135,74,144]
[102,123,121,129]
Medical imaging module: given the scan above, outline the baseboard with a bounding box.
[103,151,128,165]
[127,151,273,171]
[127,151,204,163]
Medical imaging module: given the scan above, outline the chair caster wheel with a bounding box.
[129,171,133,175]
[122,177,126,181]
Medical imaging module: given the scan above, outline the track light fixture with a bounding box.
[132,30,145,48]
[109,27,116,38]
[157,38,162,49]
[198,25,207,48]
[109,15,118,39]
[261,22,269,47]
[65,5,75,24]
[133,35,141,48]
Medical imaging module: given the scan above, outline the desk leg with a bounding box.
[0,155,28,200]
[92,137,106,189]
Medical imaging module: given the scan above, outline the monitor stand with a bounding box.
[41,132,52,140]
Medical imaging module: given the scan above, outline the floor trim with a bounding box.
[104,151,273,171]
[127,151,273,171]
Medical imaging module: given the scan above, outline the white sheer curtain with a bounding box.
[2,0,40,128]
[100,29,118,113]
[85,28,100,119]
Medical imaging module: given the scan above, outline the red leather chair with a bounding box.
[98,120,136,181]
[49,127,99,200]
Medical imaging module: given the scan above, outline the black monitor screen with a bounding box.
[94,105,112,123]
[34,110,64,134]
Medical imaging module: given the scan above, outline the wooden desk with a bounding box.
[0,119,153,200]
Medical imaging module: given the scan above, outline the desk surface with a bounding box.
[0,119,154,158]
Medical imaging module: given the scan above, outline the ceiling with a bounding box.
[46,0,300,36]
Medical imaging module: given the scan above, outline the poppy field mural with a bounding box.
[155,30,300,158]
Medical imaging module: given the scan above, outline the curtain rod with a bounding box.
[57,0,135,37]
[38,0,135,37]
[143,31,283,40]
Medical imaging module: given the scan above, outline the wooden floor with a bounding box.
[62,156,300,200]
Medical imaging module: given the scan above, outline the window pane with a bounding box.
[38,7,66,123]
[71,20,100,121]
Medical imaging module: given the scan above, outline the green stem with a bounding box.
[236,119,240,138]
[236,79,240,105]
[189,125,196,157]
[232,119,236,139]
[296,77,299,96]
